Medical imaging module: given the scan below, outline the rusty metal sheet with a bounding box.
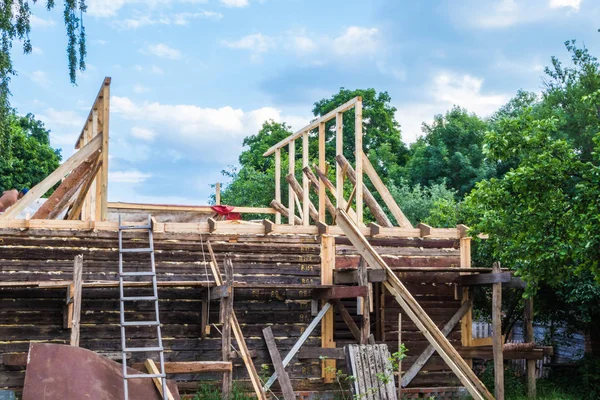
[22,343,180,400]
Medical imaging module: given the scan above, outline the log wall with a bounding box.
[0,227,464,396]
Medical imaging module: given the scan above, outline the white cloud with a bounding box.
[37,108,84,153]
[133,84,150,94]
[114,10,222,29]
[110,170,152,183]
[221,33,274,54]
[396,71,510,143]
[332,26,380,57]
[30,70,50,87]
[86,0,209,18]
[31,46,43,55]
[142,43,182,60]
[286,34,317,56]
[111,96,306,163]
[131,126,156,141]
[94,39,108,45]
[220,0,249,8]
[549,0,581,10]
[30,15,55,28]
[151,65,164,74]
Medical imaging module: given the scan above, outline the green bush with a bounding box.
[191,383,254,400]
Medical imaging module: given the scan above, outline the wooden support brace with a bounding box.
[312,286,367,300]
[69,255,83,347]
[302,166,337,218]
[524,297,536,399]
[286,173,318,223]
[333,300,361,342]
[357,257,370,344]
[263,326,295,400]
[321,235,336,382]
[145,359,175,400]
[270,200,302,225]
[492,262,505,400]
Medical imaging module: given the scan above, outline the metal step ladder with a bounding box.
[118,215,167,400]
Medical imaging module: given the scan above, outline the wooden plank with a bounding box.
[492,262,504,400]
[459,348,544,360]
[313,286,367,300]
[362,153,412,228]
[336,208,493,400]
[302,132,309,226]
[321,235,336,382]
[460,236,474,367]
[263,96,359,156]
[75,77,111,147]
[144,359,175,400]
[335,154,393,227]
[264,302,332,390]
[398,313,402,399]
[355,98,363,225]
[288,140,295,226]
[275,148,282,224]
[156,361,232,373]
[458,272,512,286]
[311,165,358,221]
[215,182,221,205]
[99,80,110,221]
[401,300,472,387]
[222,258,234,399]
[334,269,387,284]
[302,166,337,218]
[318,122,326,223]
[286,173,318,223]
[108,202,277,214]
[336,112,344,208]
[333,300,361,342]
[69,255,83,347]
[263,326,295,400]
[358,257,370,344]
[524,297,536,399]
[0,134,103,219]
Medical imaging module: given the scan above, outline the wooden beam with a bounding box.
[318,122,326,223]
[263,327,295,400]
[288,140,295,225]
[222,258,234,398]
[334,269,387,284]
[362,153,413,228]
[357,257,370,344]
[460,235,474,367]
[302,166,337,218]
[69,255,83,347]
[269,200,302,225]
[298,347,344,360]
[335,154,393,227]
[99,80,110,221]
[68,158,102,220]
[215,182,221,205]
[75,77,111,148]
[132,361,232,373]
[458,272,512,286]
[33,153,100,219]
[336,208,493,400]
[264,302,332,390]
[355,98,363,225]
[459,347,545,360]
[312,286,368,300]
[336,112,344,208]
[302,132,309,226]
[286,173,318,223]
[333,300,361,342]
[492,262,504,400]
[310,165,359,221]
[145,359,175,400]
[402,300,472,387]
[108,202,277,214]
[263,96,360,156]
[275,148,282,224]
[321,235,336,383]
[1,134,102,219]
[524,297,536,399]
[398,313,403,399]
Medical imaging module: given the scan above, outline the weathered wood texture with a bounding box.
[0,228,465,395]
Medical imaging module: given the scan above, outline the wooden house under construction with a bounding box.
[0,78,550,399]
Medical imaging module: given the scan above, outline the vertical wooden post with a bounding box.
[492,261,504,400]
[91,110,100,221]
[318,122,326,223]
[69,255,83,347]
[302,132,310,226]
[82,121,93,221]
[460,234,474,368]
[354,98,363,225]
[200,297,209,338]
[215,182,221,205]
[99,80,110,221]
[288,140,295,225]
[321,235,336,382]
[222,258,234,399]
[357,257,370,344]
[336,112,344,208]
[398,313,402,399]
[524,297,536,399]
[275,149,281,224]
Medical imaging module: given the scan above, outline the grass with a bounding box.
[191,383,255,400]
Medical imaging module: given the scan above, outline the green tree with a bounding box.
[0,0,87,154]
[406,107,494,196]
[0,112,61,193]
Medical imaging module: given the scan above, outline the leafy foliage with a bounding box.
[0,112,61,194]
[0,0,87,155]
[388,180,459,226]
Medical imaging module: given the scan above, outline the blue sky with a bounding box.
[8,0,600,205]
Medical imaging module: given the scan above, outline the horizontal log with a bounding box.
[334,269,386,284]
[457,272,512,285]
[312,286,367,300]
[297,347,345,360]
